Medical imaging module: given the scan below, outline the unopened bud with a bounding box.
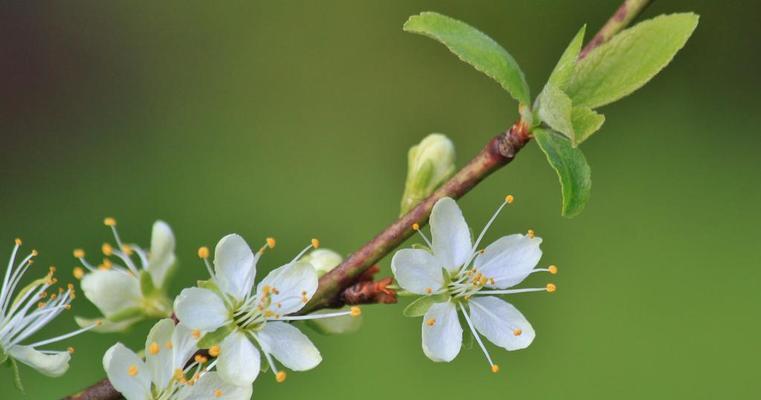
[300,249,342,277]
[400,133,455,215]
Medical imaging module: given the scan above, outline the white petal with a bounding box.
[430,197,472,272]
[183,372,253,400]
[469,296,535,351]
[174,287,228,332]
[421,302,462,362]
[144,319,175,391]
[390,249,444,294]
[474,234,542,288]
[217,331,260,386]
[103,343,151,400]
[172,323,200,372]
[214,234,256,301]
[81,270,142,317]
[8,345,70,377]
[255,261,317,315]
[257,321,321,371]
[147,220,176,288]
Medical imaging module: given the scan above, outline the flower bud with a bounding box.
[400,133,456,215]
[300,248,342,277]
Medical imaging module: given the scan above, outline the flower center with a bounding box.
[445,268,493,300]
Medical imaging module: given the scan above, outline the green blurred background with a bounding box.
[1,0,758,398]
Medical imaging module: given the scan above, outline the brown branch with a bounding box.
[62,1,647,398]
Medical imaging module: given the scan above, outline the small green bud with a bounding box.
[400,133,456,215]
[301,248,343,277]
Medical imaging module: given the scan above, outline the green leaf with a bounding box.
[547,25,586,88]
[198,324,235,349]
[404,12,530,105]
[534,128,591,217]
[572,106,606,143]
[10,357,24,393]
[535,83,574,142]
[402,294,449,317]
[566,13,699,108]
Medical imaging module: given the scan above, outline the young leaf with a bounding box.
[565,13,699,108]
[535,83,575,142]
[547,25,586,88]
[404,12,530,105]
[402,293,449,317]
[572,107,605,143]
[534,128,591,217]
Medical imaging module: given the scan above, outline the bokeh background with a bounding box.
[1,0,759,398]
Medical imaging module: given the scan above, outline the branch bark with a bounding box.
[62,1,648,398]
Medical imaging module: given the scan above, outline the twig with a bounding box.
[62,2,646,398]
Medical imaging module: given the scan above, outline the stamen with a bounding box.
[527,229,535,238]
[459,303,497,371]
[291,243,316,263]
[548,265,558,274]
[208,345,220,357]
[266,237,276,249]
[73,267,85,280]
[101,243,113,256]
[491,364,500,373]
[476,287,553,295]
[414,227,433,248]
[276,371,287,383]
[426,318,436,326]
[148,342,160,355]
[275,309,354,321]
[73,249,85,259]
[311,238,320,249]
[546,283,557,293]
[350,306,362,317]
[214,389,223,398]
[469,196,512,263]
[128,364,138,377]
[192,329,201,339]
[25,320,101,348]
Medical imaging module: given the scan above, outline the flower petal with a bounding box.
[391,249,444,294]
[8,345,70,377]
[430,197,471,272]
[214,234,256,301]
[174,287,228,332]
[183,371,253,400]
[217,331,260,386]
[257,321,321,371]
[144,319,175,391]
[81,270,142,317]
[421,301,462,362]
[474,234,542,288]
[172,323,200,372]
[147,220,176,289]
[469,296,535,351]
[255,261,317,316]
[103,343,151,400]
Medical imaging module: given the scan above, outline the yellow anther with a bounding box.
[102,258,113,269]
[165,341,174,350]
[103,217,116,226]
[96,320,103,326]
[426,318,436,327]
[67,347,75,354]
[546,283,557,293]
[148,342,160,355]
[37,302,46,309]
[527,229,535,238]
[121,244,133,255]
[214,389,223,398]
[548,265,558,274]
[311,238,320,249]
[173,368,184,380]
[197,246,209,259]
[64,304,72,310]
[275,371,287,383]
[192,329,201,339]
[49,266,57,273]
[73,249,85,258]
[72,267,84,279]
[208,345,220,357]
[101,243,113,256]
[513,328,522,336]
[491,364,500,373]
[350,306,362,317]
[425,288,433,295]
[412,223,420,231]
[31,249,38,257]
[266,237,276,248]
[505,194,514,204]
[128,365,138,377]
[194,354,208,364]
[14,238,22,246]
